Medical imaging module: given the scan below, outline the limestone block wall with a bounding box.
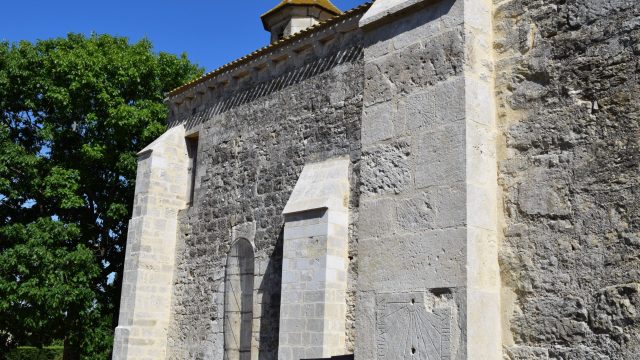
[113,125,189,359]
[355,0,500,358]
[494,0,640,358]
[163,12,366,359]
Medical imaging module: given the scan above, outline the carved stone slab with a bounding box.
[376,292,451,360]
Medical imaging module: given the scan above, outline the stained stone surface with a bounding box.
[495,0,640,358]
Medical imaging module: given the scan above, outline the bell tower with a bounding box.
[261,0,342,43]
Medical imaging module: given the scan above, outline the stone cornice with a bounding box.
[165,2,371,104]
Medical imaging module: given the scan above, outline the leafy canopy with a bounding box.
[0,33,202,358]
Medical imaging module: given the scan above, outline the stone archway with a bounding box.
[224,238,255,360]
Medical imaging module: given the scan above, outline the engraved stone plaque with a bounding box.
[376,292,451,360]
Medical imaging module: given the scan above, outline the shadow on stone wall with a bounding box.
[258,227,283,359]
[170,45,363,130]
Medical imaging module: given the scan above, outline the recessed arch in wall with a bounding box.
[224,238,255,360]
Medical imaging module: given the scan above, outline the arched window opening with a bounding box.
[224,238,255,360]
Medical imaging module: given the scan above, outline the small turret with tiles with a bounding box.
[261,0,342,43]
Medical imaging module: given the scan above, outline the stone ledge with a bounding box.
[359,0,444,30]
[282,157,350,215]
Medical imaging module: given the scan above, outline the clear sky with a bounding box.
[0,0,367,72]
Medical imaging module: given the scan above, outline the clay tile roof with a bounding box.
[166,2,372,98]
[261,0,343,20]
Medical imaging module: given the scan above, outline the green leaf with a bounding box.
[0,33,203,355]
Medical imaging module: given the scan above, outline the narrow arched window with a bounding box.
[224,238,255,360]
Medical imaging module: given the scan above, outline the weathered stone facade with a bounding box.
[113,0,639,359]
[494,0,640,358]
[161,10,366,359]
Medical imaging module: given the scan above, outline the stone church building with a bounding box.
[112,0,639,359]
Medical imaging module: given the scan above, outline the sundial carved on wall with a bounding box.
[376,292,452,360]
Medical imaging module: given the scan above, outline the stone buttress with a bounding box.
[279,158,351,360]
[113,125,190,360]
[355,0,501,358]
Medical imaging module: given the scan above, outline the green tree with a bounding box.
[0,34,203,359]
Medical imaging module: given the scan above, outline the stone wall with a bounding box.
[355,0,501,358]
[164,21,365,359]
[495,0,640,358]
[112,0,640,358]
[355,0,467,356]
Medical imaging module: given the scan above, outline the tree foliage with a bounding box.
[0,34,202,358]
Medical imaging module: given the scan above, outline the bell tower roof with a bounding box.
[262,0,342,21]
[261,0,343,43]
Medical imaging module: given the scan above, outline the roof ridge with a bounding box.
[166,2,372,98]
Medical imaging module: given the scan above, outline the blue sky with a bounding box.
[0,0,366,72]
